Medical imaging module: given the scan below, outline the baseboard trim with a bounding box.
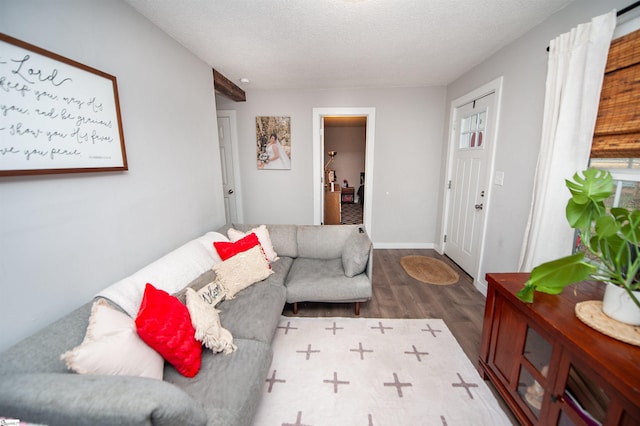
[373,242,436,249]
[473,279,488,296]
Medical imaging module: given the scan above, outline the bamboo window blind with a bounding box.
[592,28,640,158]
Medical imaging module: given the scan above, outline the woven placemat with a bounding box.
[575,301,640,347]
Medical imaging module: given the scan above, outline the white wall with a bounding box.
[0,0,225,352]
[442,0,630,290]
[217,86,447,246]
[325,126,366,195]
[3,0,626,353]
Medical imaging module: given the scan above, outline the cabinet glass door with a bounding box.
[517,326,553,419]
[557,364,609,425]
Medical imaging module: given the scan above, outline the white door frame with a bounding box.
[312,107,375,234]
[440,77,503,294]
[216,109,244,223]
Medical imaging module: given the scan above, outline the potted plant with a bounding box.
[517,168,640,325]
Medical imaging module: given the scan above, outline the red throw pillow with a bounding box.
[214,232,261,261]
[135,283,201,377]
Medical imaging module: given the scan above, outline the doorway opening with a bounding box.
[324,116,366,225]
[312,107,375,234]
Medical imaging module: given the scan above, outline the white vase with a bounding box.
[602,282,640,326]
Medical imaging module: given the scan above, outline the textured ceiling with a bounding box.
[124,0,575,90]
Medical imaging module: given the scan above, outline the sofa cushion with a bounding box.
[228,225,279,262]
[61,299,164,380]
[285,258,373,303]
[164,338,273,426]
[0,302,94,375]
[218,281,287,343]
[0,373,208,426]
[135,284,201,378]
[185,288,236,354]
[342,228,372,277]
[260,256,293,288]
[213,246,273,299]
[297,225,359,259]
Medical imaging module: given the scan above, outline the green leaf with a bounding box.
[516,283,536,303]
[618,209,640,245]
[565,169,613,232]
[596,234,627,278]
[518,253,597,303]
[594,215,619,238]
[566,169,613,202]
[566,199,595,230]
[611,207,631,219]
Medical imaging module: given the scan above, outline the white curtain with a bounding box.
[519,10,616,272]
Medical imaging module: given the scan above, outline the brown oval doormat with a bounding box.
[400,256,459,285]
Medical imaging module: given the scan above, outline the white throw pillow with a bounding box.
[194,231,230,263]
[213,245,273,299]
[228,225,279,262]
[185,288,236,354]
[61,299,164,379]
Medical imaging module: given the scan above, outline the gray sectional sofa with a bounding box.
[0,224,372,426]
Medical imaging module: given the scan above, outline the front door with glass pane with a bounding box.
[445,93,495,276]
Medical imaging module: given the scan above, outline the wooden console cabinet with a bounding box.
[324,189,341,225]
[480,273,640,425]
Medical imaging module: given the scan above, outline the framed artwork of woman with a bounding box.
[256,116,291,170]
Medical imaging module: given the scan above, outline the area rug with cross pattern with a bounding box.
[252,317,511,425]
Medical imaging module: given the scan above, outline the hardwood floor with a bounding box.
[282,248,483,361]
[282,248,518,424]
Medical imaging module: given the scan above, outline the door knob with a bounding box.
[475,203,483,210]
[228,189,234,194]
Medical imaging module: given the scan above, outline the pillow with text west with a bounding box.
[185,288,236,354]
[173,269,218,305]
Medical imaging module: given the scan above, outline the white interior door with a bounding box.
[217,111,242,224]
[445,93,495,276]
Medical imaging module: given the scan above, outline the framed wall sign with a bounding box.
[0,33,127,176]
